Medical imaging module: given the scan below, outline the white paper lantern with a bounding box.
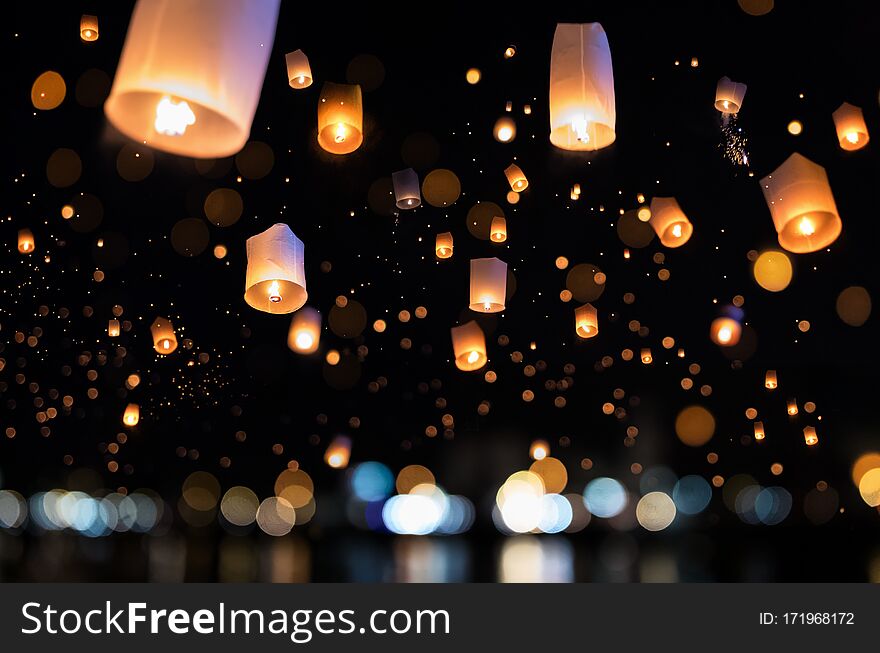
[245,223,307,314]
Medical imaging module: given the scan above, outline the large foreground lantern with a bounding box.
[392,168,421,209]
[104,0,281,158]
[760,153,842,253]
[151,316,178,354]
[715,76,747,114]
[285,49,313,89]
[549,23,616,151]
[649,197,693,247]
[832,102,869,151]
[435,232,454,259]
[469,257,507,313]
[288,307,321,354]
[575,303,598,338]
[451,320,487,371]
[317,82,363,154]
[245,223,307,314]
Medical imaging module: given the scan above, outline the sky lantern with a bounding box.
[504,163,529,192]
[123,403,140,427]
[392,168,421,209]
[803,426,818,446]
[490,216,508,243]
[104,0,280,158]
[530,440,550,460]
[832,102,869,151]
[150,316,178,354]
[549,23,616,151]
[317,82,363,154]
[787,398,798,416]
[108,319,121,337]
[753,421,765,441]
[435,232,453,259]
[649,197,693,247]
[765,370,778,389]
[710,316,741,346]
[17,229,34,254]
[715,76,747,114]
[469,257,507,313]
[80,15,98,41]
[285,49,312,89]
[451,320,487,371]
[640,348,653,364]
[324,436,352,469]
[493,116,516,142]
[575,303,598,338]
[244,223,307,314]
[760,153,842,253]
[287,307,321,354]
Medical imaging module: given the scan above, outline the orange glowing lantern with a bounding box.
[17,229,35,254]
[285,49,312,89]
[575,303,599,338]
[832,102,869,151]
[549,23,616,151]
[317,82,363,155]
[649,197,693,247]
[753,421,765,441]
[150,317,178,354]
[324,436,352,469]
[108,319,121,337]
[530,439,550,460]
[714,76,747,114]
[451,320,487,371]
[123,403,140,427]
[803,426,818,446]
[490,216,508,243]
[760,153,842,253]
[469,258,507,313]
[504,163,529,192]
[765,370,778,389]
[640,348,653,364]
[710,317,741,346]
[435,232,453,259]
[287,307,321,354]
[493,116,516,143]
[787,398,798,416]
[104,0,280,158]
[392,168,421,209]
[244,224,307,314]
[80,15,99,41]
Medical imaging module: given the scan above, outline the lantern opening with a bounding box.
[154,96,196,136]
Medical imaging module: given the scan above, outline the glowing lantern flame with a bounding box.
[154,97,195,136]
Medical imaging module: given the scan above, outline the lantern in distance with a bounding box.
[530,439,550,460]
[549,23,616,151]
[151,316,178,354]
[451,320,487,371]
[715,76,747,114]
[787,398,798,416]
[765,369,778,389]
[392,168,421,209]
[288,307,321,354]
[804,425,818,446]
[640,348,653,364]
[469,257,507,313]
[244,223,307,314]
[104,0,280,158]
[108,319,121,337]
[317,82,363,154]
[123,403,140,427]
[832,102,869,150]
[504,163,529,192]
[435,232,453,259]
[80,14,99,41]
[575,303,598,338]
[753,421,765,441]
[17,229,34,254]
[649,197,693,247]
[285,49,312,89]
[493,116,516,143]
[710,316,741,346]
[324,436,352,469]
[490,216,507,243]
[760,153,842,253]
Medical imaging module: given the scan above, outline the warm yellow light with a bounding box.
[162,339,171,351]
[530,440,549,461]
[637,206,651,221]
[787,399,798,416]
[467,350,480,364]
[718,327,732,343]
[154,96,195,136]
[672,223,683,238]
[845,130,859,144]
[798,216,815,236]
[765,370,778,389]
[787,120,802,135]
[334,122,347,143]
[753,421,765,441]
[295,332,314,350]
[326,350,340,365]
[641,348,653,364]
[804,426,818,446]
[572,115,590,142]
[504,46,516,59]
[497,125,513,142]
[267,280,282,303]
[466,68,481,84]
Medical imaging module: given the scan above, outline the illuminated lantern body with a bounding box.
[803,426,818,446]
[530,440,549,460]
[753,421,765,441]
[710,317,741,346]
[640,348,653,364]
[108,319,121,337]
[324,436,352,469]
[104,0,281,158]
[17,229,34,254]
[451,320,487,371]
[504,163,529,192]
[392,168,421,209]
[575,303,598,338]
[765,370,778,389]
[490,216,507,243]
[469,257,507,313]
[493,116,516,143]
[787,399,798,416]
[549,23,616,151]
[244,223,307,314]
[760,153,842,253]
[649,197,693,247]
[123,403,140,427]
[285,49,312,89]
[435,232,453,259]
[80,14,99,41]
[832,102,869,151]
[150,316,178,354]
[287,307,321,354]
[317,82,363,154]
[714,76,747,114]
